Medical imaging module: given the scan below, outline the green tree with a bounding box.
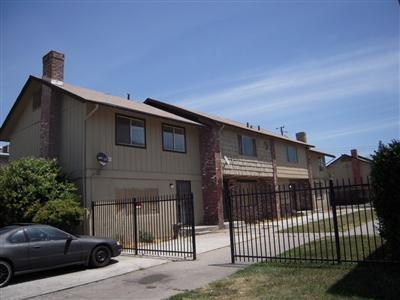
[371,140,400,259]
[0,157,84,232]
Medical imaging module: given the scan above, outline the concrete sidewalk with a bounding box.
[1,229,235,300]
[32,246,248,300]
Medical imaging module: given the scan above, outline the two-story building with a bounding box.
[145,99,334,225]
[0,51,204,232]
[1,50,335,231]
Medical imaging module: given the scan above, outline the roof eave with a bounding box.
[145,98,314,147]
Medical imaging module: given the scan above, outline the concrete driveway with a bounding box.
[0,229,231,300]
[0,256,168,300]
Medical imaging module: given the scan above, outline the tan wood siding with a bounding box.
[220,127,272,177]
[310,152,330,181]
[84,106,203,224]
[58,95,85,179]
[275,141,309,179]
[8,87,41,159]
[85,106,201,175]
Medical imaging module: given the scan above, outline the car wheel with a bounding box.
[90,245,111,268]
[0,260,12,288]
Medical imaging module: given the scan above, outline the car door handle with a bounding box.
[32,245,41,249]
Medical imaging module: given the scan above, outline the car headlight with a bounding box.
[116,241,121,246]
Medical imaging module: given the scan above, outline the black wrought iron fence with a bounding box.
[226,180,396,264]
[92,193,196,260]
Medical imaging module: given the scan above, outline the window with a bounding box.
[8,230,27,243]
[26,226,69,241]
[287,146,298,163]
[162,124,186,153]
[116,115,146,148]
[238,135,257,156]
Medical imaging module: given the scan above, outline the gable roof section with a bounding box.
[0,76,200,141]
[145,98,314,147]
[326,154,372,167]
[309,148,335,158]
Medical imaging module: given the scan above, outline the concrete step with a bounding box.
[195,222,230,235]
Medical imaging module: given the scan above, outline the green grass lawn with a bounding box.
[170,236,398,300]
[170,262,400,300]
[281,209,375,234]
[280,235,385,262]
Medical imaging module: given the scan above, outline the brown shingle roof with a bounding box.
[145,98,314,147]
[39,77,201,126]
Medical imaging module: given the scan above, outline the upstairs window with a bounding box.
[116,115,146,148]
[163,124,186,153]
[238,135,257,156]
[287,146,298,163]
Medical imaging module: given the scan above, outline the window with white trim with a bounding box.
[162,124,186,153]
[116,115,146,148]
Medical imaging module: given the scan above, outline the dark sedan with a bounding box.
[0,224,122,287]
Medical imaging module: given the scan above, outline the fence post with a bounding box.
[190,193,197,260]
[133,197,138,255]
[329,180,341,264]
[91,201,95,236]
[225,187,235,264]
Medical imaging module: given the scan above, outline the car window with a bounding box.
[26,226,69,242]
[26,227,49,242]
[8,229,28,243]
[44,227,69,240]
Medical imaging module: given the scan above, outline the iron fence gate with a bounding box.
[92,193,196,260]
[226,180,396,264]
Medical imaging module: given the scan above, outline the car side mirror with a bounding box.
[66,234,73,241]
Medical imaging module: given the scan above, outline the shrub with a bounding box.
[371,140,400,259]
[0,157,84,231]
[139,230,154,243]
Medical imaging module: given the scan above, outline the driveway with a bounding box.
[0,256,168,300]
[0,229,232,300]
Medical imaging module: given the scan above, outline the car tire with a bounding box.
[90,245,111,268]
[0,260,12,288]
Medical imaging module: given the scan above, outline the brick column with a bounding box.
[39,85,61,158]
[200,125,224,227]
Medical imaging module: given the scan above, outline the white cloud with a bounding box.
[176,43,398,118]
[313,118,400,141]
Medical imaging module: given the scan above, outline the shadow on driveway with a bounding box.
[8,259,119,286]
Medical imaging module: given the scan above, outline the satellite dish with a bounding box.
[96,152,109,167]
[224,155,231,165]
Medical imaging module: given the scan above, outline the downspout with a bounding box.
[83,104,99,234]
[216,122,225,228]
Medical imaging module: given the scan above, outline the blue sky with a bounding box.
[1,0,399,159]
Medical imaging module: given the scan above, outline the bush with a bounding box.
[0,157,84,231]
[371,140,400,259]
[139,230,154,243]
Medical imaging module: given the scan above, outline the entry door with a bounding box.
[176,180,192,224]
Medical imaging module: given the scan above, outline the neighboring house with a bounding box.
[145,99,333,224]
[0,51,204,232]
[0,145,10,168]
[327,149,372,183]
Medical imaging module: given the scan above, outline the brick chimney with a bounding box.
[295,132,307,143]
[351,149,361,183]
[42,50,64,84]
[40,51,63,158]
